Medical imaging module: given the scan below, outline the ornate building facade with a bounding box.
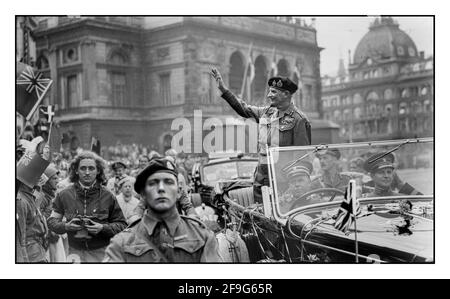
[321,17,433,142]
[31,16,338,153]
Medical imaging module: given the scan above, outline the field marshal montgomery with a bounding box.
[211,67,311,204]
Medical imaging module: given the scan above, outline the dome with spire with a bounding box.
[353,17,418,65]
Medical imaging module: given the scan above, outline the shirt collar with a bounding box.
[142,208,181,237]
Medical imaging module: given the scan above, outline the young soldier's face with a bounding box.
[143,172,179,213]
[371,167,394,189]
[77,159,98,185]
[318,154,338,171]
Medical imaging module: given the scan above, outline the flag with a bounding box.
[39,105,55,123]
[91,136,101,155]
[334,180,361,233]
[16,62,53,120]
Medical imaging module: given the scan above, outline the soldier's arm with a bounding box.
[16,198,29,262]
[293,117,311,146]
[47,193,67,234]
[103,235,126,262]
[221,90,266,120]
[100,194,127,237]
[200,230,223,262]
[211,67,265,120]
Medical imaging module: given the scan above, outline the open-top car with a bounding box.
[213,138,433,263]
[191,151,258,206]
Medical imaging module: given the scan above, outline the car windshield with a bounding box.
[202,160,258,186]
[268,138,434,217]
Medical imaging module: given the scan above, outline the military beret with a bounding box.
[364,152,395,173]
[111,161,127,170]
[44,163,59,179]
[134,157,178,193]
[316,148,341,159]
[284,160,313,180]
[268,77,298,94]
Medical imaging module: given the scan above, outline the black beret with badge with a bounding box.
[134,157,178,193]
[363,152,395,174]
[268,77,298,94]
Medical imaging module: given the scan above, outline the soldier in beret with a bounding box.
[104,157,221,262]
[211,68,311,204]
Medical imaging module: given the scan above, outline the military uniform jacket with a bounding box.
[104,209,222,263]
[221,90,311,158]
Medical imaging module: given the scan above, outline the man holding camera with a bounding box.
[47,151,127,262]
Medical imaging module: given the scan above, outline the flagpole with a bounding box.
[350,180,359,263]
[240,42,253,98]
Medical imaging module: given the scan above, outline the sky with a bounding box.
[314,16,434,76]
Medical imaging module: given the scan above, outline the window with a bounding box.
[229,52,244,95]
[353,107,362,119]
[36,56,49,70]
[110,52,127,65]
[399,102,407,115]
[66,74,79,108]
[343,109,351,121]
[62,47,79,65]
[408,47,416,56]
[367,91,379,101]
[421,86,429,96]
[368,104,377,116]
[159,73,171,105]
[333,110,341,121]
[385,104,393,115]
[397,46,404,56]
[353,93,362,104]
[384,89,393,100]
[200,72,215,104]
[111,72,126,106]
[401,88,410,98]
[424,100,431,112]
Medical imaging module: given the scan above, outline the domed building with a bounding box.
[321,17,433,142]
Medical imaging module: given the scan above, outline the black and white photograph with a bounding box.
[5,0,446,280]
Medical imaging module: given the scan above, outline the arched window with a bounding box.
[109,51,128,65]
[253,55,267,102]
[333,110,341,121]
[366,91,379,101]
[162,134,173,153]
[401,88,410,98]
[399,102,408,115]
[397,46,405,56]
[384,89,393,100]
[229,51,245,95]
[385,104,393,115]
[421,86,429,96]
[36,55,49,69]
[353,93,362,104]
[343,109,351,121]
[277,59,290,77]
[353,107,362,119]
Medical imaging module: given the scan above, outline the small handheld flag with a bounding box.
[16,62,53,120]
[334,179,361,233]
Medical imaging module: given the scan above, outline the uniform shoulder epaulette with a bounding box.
[292,106,310,122]
[181,215,207,229]
[124,217,142,231]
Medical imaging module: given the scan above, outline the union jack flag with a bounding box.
[16,62,53,120]
[334,180,361,233]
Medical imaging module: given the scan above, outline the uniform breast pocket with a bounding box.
[279,121,295,131]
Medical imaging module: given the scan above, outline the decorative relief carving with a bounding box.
[157,47,170,59]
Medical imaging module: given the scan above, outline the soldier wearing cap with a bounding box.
[104,157,221,262]
[363,152,401,198]
[211,68,311,204]
[279,160,313,209]
[107,161,131,195]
